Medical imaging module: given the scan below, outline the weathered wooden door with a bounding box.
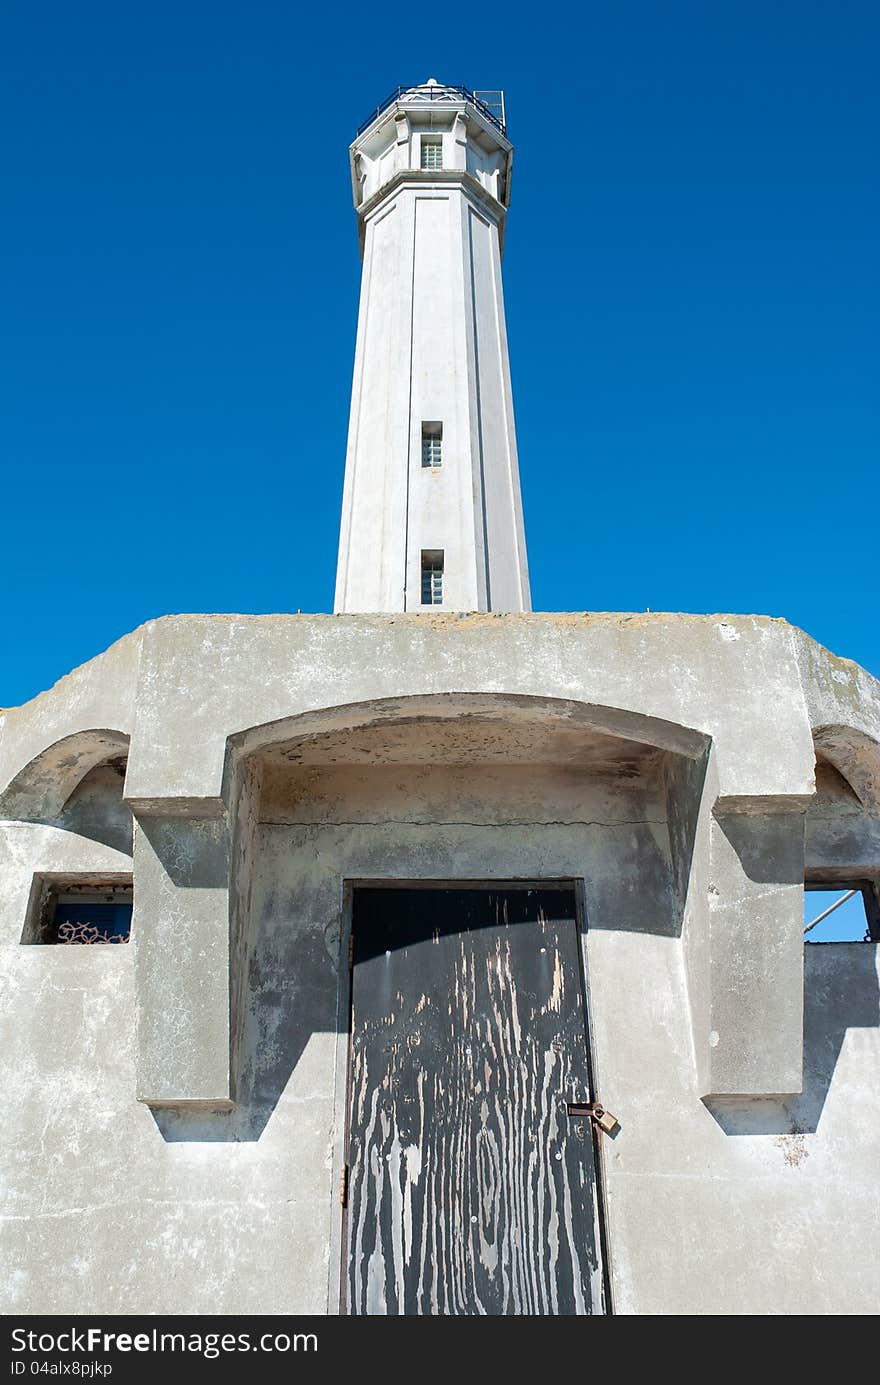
[344,887,606,1315]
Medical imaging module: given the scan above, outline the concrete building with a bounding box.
[1,82,879,1317]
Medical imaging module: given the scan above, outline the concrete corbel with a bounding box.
[131,756,261,1111]
[669,744,808,1098]
[705,801,806,1096]
[132,809,233,1109]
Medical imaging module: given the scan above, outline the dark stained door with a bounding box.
[345,887,606,1315]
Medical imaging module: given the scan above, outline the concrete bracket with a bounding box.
[132,753,261,1111]
[133,812,233,1109]
[704,803,806,1097]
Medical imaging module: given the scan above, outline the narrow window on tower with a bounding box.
[421,422,443,468]
[420,551,444,605]
[421,136,443,170]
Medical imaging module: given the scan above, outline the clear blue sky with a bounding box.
[1,2,877,706]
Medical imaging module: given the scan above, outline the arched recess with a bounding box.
[216,693,715,1109]
[223,692,710,794]
[221,691,713,953]
[812,725,880,814]
[0,729,131,821]
[806,726,880,926]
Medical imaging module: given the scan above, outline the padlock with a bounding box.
[589,1104,619,1134]
[566,1099,620,1134]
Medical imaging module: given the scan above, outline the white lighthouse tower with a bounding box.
[334,81,531,614]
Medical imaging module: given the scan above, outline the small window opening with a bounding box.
[22,877,133,945]
[804,882,879,943]
[421,137,443,171]
[420,550,444,606]
[421,422,443,468]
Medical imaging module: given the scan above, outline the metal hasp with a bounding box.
[344,886,608,1315]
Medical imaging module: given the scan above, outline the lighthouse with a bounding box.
[2,75,879,1320]
[334,81,530,614]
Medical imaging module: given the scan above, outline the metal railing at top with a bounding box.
[355,85,506,138]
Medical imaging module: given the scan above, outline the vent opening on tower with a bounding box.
[420,136,443,170]
[420,551,444,605]
[421,422,443,468]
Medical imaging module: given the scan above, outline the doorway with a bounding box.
[343,885,608,1314]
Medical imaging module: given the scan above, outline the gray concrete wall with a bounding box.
[596,937,880,1314]
[2,612,879,1315]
